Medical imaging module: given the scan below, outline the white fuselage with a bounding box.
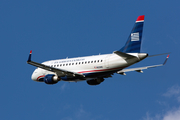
[31,53,140,82]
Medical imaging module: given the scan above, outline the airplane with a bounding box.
[27,15,169,85]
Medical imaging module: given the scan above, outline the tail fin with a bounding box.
[119,15,145,53]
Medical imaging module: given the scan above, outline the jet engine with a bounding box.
[43,74,60,84]
[87,78,104,85]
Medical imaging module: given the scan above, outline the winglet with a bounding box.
[27,50,32,62]
[163,54,169,65]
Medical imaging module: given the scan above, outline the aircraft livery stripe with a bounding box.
[37,75,45,81]
[78,66,126,74]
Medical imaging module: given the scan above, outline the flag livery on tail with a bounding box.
[120,15,144,53]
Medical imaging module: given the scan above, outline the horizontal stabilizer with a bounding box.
[113,51,136,60]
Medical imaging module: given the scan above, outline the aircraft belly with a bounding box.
[61,70,116,82]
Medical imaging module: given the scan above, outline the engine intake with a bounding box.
[44,74,60,84]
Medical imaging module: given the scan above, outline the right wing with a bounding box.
[117,55,169,75]
[148,53,170,57]
[27,50,85,77]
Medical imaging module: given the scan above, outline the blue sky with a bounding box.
[0,0,180,120]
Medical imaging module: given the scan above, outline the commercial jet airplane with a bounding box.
[27,15,169,85]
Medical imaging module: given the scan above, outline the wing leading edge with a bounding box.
[27,50,85,77]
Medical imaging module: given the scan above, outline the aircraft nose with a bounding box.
[31,69,45,82]
[31,72,37,81]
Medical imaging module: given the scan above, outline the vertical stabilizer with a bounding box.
[119,15,144,53]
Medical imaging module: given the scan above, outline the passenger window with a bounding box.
[69,63,71,65]
[94,60,96,63]
[72,63,74,65]
[76,62,78,65]
[88,61,90,63]
[79,62,81,64]
[97,60,99,62]
[66,64,68,66]
[101,60,103,62]
[91,61,93,63]
[85,61,87,64]
[54,65,56,67]
[57,65,59,67]
[63,64,65,66]
[82,62,84,64]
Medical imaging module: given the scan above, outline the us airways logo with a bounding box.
[131,32,139,41]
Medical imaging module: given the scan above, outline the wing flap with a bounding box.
[117,64,163,75]
[117,54,169,75]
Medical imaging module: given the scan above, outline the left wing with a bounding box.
[27,50,85,77]
[117,55,169,75]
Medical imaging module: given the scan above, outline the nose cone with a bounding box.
[31,72,37,81]
[31,69,40,81]
[31,69,45,82]
[138,53,148,60]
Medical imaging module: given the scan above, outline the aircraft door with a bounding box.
[104,55,110,68]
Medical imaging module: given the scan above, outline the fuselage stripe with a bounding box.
[37,75,45,81]
[78,66,126,74]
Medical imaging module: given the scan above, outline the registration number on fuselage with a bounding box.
[94,66,103,69]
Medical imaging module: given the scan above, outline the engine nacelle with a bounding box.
[87,78,104,85]
[43,74,60,84]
